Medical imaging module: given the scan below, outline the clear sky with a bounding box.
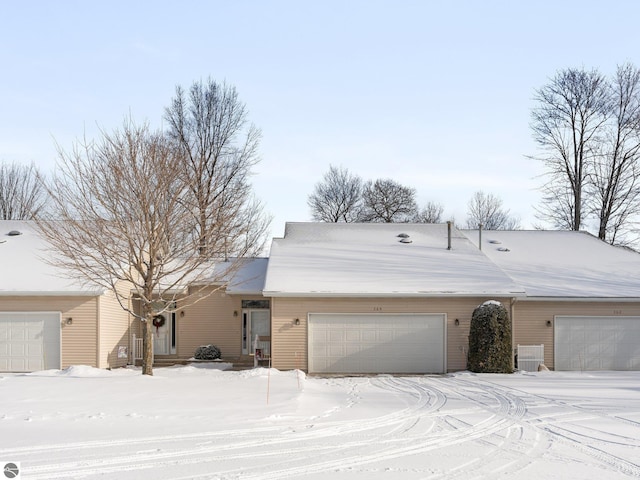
[1,1,639,238]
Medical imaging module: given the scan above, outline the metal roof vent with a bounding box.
[489,239,501,244]
[7,230,22,236]
[399,238,413,244]
[397,233,410,238]
[497,247,510,252]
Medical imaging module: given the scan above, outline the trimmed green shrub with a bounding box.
[467,300,513,373]
[194,344,221,360]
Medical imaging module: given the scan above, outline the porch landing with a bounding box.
[134,356,262,371]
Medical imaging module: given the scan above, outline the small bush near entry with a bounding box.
[467,300,513,373]
[194,344,221,360]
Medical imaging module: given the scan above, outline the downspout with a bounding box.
[510,296,517,371]
[96,296,101,369]
[128,290,133,366]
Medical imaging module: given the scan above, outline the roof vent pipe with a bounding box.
[447,221,452,250]
[478,223,483,250]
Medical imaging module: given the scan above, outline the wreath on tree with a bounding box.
[152,315,166,335]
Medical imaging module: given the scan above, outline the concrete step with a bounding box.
[143,357,258,370]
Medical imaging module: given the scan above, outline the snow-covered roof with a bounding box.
[263,222,525,297]
[0,220,104,296]
[463,229,640,298]
[8,218,638,300]
[209,258,268,295]
[0,220,268,297]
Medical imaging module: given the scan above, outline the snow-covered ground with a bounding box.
[1,365,639,479]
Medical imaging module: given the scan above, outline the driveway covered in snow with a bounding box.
[1,366,639,479]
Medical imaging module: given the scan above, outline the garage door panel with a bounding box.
[555,316,640,371]
[346,330,361,342]
[328,330,344,342]
[10,325,27,341]
[601,342,619,355]
[309,313,445,374]
[328,344,345,356]
[0,313,61,372]
[10,343,27,356]
[313,330,328,343]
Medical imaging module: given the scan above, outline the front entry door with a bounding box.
[152,302,176,355]
[242,309,271,355]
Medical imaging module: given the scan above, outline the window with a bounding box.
[242,299,270,309]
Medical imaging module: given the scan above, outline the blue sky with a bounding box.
[2,1,639,238]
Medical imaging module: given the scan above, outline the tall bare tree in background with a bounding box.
[307,169,447,224]
[0,161,46,219]
[531,68,610,231]
[532,64,640,245]
[415,201,444,223]
[590,64,640,245]
[361,178,418,223]
[37,120,268,376]
[165,78,270,257]
[307,165,363,222]
[465,191,520,230]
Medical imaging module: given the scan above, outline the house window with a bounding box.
[241,299,270,309]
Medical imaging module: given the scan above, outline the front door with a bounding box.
[152,301,176,355]
[242,309,271,355]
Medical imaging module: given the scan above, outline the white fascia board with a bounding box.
[129,287,189,297]
[520,296,640,303]
[0,290,105,297]
[262,291,527,298]
[227,290,264,296]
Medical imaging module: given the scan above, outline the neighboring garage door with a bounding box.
[0,312,61,372]
[555,316,640,371]
[308,313,445,374]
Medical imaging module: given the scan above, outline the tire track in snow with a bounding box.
[420,376,549,479]
[447,375,640,478]
[478,375,640,433]
[239,377,529,479]
[14,375,640,479]
[18,376,446,479]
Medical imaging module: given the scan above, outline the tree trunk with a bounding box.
[574,190,581,231]
[142,313,154,375]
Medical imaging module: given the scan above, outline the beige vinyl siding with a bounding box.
[97,284,132,369]
[0,296,99,368]
[177,287,264,360]
[271,296,512,372]
[513,301,640,370]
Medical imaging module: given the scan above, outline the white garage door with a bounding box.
[0,312,61,372]
[555,316,640,371]
[308,313,445,374]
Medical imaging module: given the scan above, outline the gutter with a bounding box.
[521,297,640,303]
[227,290,265,296]
[0,290,106,297]
[510,296,518,371]
[262,291,527,299]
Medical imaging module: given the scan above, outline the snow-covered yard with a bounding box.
[1,365,639,479]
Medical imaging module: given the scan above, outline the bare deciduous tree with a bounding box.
[36,121,267,375]
[414,201,444,223]
[590,63,640,245]
[465,191,520,230]
[307,165,363,222]
[531,67,610,230]
[361,178,417,223]
[165,78,269,256]
[0,161,46,219]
